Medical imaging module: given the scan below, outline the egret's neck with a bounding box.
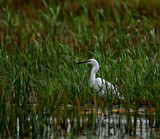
[90,63,99,87]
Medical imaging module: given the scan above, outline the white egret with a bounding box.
[77,59,121,98]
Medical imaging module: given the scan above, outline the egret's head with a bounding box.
[77,59,99,66]
[87,59,98,65]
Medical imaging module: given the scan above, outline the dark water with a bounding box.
[14,106,160,138]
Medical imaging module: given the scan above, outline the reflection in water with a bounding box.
[51,113,158,138]
[16,107,160,138]
[13,106,160,138]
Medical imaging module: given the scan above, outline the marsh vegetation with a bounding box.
[0,0,160,138]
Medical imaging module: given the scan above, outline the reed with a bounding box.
[0,0,160,138]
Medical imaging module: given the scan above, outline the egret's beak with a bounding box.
[76,60,90,64]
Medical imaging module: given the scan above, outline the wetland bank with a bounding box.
[0,0,160,138]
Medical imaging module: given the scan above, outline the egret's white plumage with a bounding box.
[77,59,120,96]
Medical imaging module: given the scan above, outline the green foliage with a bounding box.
[0,0,160,138]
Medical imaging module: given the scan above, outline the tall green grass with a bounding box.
[0,0,160,138]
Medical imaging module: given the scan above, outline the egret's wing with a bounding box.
[93,78,119,96]
[105,81,117,95]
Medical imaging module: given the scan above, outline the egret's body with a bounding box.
[77,59,119,96]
